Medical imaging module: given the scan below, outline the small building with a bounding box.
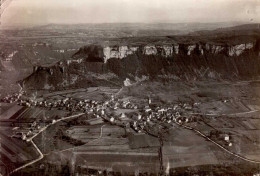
[145,108,151,112]
[120,113,126,118]
[224,134,230,141]
[110,117,115,122]
[138,114,142,120]
[148,98,152,105]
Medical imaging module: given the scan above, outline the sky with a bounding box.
[1,0,260,26]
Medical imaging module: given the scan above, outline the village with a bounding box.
[1,90,234,149]
[2,82,260,175]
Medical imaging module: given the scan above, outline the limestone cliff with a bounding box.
[102,42,258,62]
[20,38,260,90]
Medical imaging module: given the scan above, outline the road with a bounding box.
[9,113,85,176]
[191,110,259,117]
[9,140,43,175]
[7,103,260,175]
[174,121,260,164]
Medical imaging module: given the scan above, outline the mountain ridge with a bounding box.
[19,24,260,91]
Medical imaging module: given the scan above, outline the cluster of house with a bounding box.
[224,134,233,147]
[12,120,46,141]
[2,93,105,113]
[1,91,24,103]
[4,90,194,116]
[91,97,200,134]
[208,130,233,147]
[4,91,235,150]
[127,103,198,133]
[3,91,205,143]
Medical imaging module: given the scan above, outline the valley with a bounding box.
[1,23,260,176]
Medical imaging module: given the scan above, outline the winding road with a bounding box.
[9,113,85,176]
[7,108,260,176]
[174,121,260,164]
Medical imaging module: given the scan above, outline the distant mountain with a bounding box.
[216,23,260,31]
[1,22,245,38]
[35,22,244,31]
[188,23,260,37]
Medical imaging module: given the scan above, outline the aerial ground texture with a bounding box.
[1,23,260,176]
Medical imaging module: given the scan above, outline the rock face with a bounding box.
[102,42,258,62]
[104,45,178,61]
[228,43,254,56]
[21,38,260,91]
[174,44,179,54]
[103,46,139,62]
[187,44,197,55]
[206,44,225,54]
[143,45,157,55]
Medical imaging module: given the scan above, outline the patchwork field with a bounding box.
[162,125,220,169]
[0,128,39,171]
[0,103,23,120]
[2,80,260,175]
[40,87,120,101]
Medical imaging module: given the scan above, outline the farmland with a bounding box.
[1,80,260,175]
[1,79,260,174]
[0,102,70,176]
[1,81,260,174]
[0,127,39,175]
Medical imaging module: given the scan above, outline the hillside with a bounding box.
[20,24,260,91]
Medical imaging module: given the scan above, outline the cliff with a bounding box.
[20,29,260,90]
[103,42,258,62]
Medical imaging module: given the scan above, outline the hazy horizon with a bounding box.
[1,0,260,27]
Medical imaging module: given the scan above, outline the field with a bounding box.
[0,127,39,175]
[2,80,260,175]
[39,87,119,101]
[0,103,24,120]
[117,80,260,173]
[162,125,220,169]
[0,103,69,175]
[32,121,161,174]
[1,22,260,176]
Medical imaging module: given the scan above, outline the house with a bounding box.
[224,134,229,141]
[12,131,29,141]
[148,98,152,105]
[120,113,126,118]
[110,117,115,122]
[158,108,166,113]
[145,108,151,112]
[138,114,142,120]
[111,95,115,101]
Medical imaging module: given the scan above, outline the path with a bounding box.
[9,113,85,175]
[174,121,260,164]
